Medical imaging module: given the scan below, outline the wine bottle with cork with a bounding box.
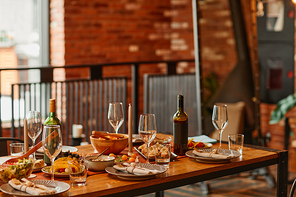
[173,95,188,155]
[43,98,62,165]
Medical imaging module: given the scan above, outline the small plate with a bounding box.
[105,163,167,180]
[0,179,70,196]
[188,142,213,150]
[186,149,240,164]
[37,146,78,153]
[33,163,47,172]
[133,147,177,160]
[41,166,69,178]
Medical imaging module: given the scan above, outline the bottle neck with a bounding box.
[177,96,184,111]
[48,111,57,117]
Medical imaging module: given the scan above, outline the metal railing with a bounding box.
[10,78,127,145]
[0,59,196,144]
[144,73,198,136]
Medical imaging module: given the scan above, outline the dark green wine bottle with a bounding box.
[44,98,62,165]
[173,95,188,155]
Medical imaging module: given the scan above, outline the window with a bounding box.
[0,0,49,122]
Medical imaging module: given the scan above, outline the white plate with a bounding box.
[0,179,70,196]
[33,163,47,172]
[41,166,69,178]
[105,163,167,180]
[37,146,78,153]
[188,142,213,149]
[188,135,217,144]
[186,149,240,164]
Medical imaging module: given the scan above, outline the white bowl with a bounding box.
[85,155,115,172]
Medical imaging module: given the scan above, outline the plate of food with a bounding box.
[188,138,212,150]
[33,159,47,172]
[0,179,70,196]
[185,148,240,163]
[134,144,177,160]
[41,156,80,178]
[105,162,167,180]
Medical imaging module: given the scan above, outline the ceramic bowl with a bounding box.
[90,134,128,155]
[85,155,115,171]
[0,159,34,182]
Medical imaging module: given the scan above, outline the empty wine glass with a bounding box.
[212,104,228,149]
[42,125,62,180]
[26,111,42,159]
[138,114,157,164]
[108,102,124,134]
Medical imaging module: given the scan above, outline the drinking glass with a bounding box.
[138,114,157,163]
[108,102,124,134]
[212,104,228,149]
[68,159,88,186]
[26,111,42,159]
[42,125,62,180]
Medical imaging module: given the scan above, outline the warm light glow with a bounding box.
[292,0,296,4]
[257,1,264,17]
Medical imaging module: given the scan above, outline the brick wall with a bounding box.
[50,0,238,113]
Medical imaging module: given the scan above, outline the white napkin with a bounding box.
[193,150,234,159]
[8,178,56,195]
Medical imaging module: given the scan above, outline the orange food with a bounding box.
[109,153,115,157]
[122,155,128,161]
[130,153,137,159]
[129,157,135,162]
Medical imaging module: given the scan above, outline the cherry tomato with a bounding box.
[109,153,115,157]
[72,167,76,172]
[195,142,204,148]
[129,157,135,162]
[122,155,128,161]
[188,142,194,147]
[59,168,65,173]
[130,153,137,159]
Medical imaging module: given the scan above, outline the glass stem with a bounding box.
[219,129,223,149]
[32,138,36,160]
[146,143,149,164]
[51,158,55,181]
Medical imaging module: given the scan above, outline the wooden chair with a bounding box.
[0,137,24,156]
[289,179,296,197]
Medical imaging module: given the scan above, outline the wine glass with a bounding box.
[26,111,42,159]
[138,114,157,164]
[212,104,228,149]
[108,102,124,134]
[42,125,62,180]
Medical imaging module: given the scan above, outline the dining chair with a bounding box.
[0,137,24,156]
[289,178,296,197]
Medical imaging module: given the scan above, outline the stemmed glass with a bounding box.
[138,114,157,164]
[212,104,228,149]
[42,125,62,180]
[26,111,42,159]
[108,102,124,134]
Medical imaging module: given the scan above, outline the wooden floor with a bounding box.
[140,165,296,197]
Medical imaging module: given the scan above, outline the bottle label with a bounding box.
[173,122,188,155]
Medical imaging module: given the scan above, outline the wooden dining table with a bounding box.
[0,142,288,197]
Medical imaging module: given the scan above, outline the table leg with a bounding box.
[277,150,288,197]
[155,190,164,197]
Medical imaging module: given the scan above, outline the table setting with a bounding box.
[0,100,288,197]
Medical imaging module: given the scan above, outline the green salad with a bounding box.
[0,158,34,182]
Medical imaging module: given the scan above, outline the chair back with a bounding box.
[0,137,24,156]
[289,179,296,197]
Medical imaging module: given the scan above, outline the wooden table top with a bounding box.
[0,142,285,197]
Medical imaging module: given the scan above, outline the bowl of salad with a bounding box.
[0,158,34,182]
